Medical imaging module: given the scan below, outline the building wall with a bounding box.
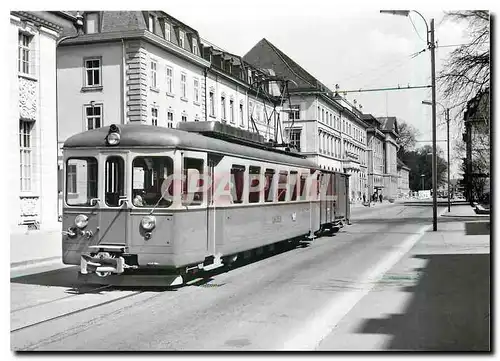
[398,167,410,196]
[58,42,123,142]
[10,13,62,232]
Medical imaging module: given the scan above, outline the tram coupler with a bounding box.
[80,254,125,275]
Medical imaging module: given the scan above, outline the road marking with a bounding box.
[281,208,447,350]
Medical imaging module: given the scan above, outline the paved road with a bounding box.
[10,204,489,351]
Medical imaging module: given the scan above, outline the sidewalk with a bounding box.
[317,207,490,350]
[10,227,62,269]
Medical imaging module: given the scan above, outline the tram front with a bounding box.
[61,125,181,286]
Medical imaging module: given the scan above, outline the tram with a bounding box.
[61,122,350,286]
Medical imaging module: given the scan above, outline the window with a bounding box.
[229,99,234,123]
[277,171,288,202]
[193,78,200,103]
[179,30,185,48]
[192,37,199,55]
[264,169,275,202]
[132,156,173,208]
[85,104,102,130]
[239,103,244,126]
[322,109,325,121]
[182,114,187,122]
[166,66,173,94]
[230,165,245,204]
[105,156,125,207]
[289,129,301,152]
[183,157,204,205]
[289,104,300,120]
[248,166,261,203]
[150,60,158,89]
[84,58,101,87]
[66,158,98,206]
[290,171,299,201]
[151,106,158,126]
[19,120,33,192]
[221,96,226,120]
[299,174,308,200]
[326,111,329,124]
[18,33,31,75]
[318,131,323,153]
[317,106,320,119]
[330,113,333,126]
[85,13,98,34]
[209,91,215,117]
[148,14,155,32]
[165,23,171,41]
[167,110,174,128]
[67,164,77,193]
[180,73,187,99]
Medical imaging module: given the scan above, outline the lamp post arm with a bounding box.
[411,10,430,43]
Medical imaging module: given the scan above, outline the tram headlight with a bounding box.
[141,216,156,231]
[106,132,121,146]
[75,214,89,229]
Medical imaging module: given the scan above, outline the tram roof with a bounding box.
[63,124,319,169]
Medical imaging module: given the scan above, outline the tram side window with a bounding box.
[248,166,261,203]
[132,156,174,207]
[105,156,124,207]
[182,157,204,206]
[66,158,98,206]
[230,165,245,204]
[264,169,275,202]
[299,173,308,200]
[277,171,288,202]
[290,171,298,201]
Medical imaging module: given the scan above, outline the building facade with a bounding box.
[377,117,399,199]
[363,114,385,200]
[243,38,369,202]
[9,11,75,233]
[397,159,410,197]
[57,11,278,210]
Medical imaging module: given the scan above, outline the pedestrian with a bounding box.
[379,193,383,203]
[363,193,366,204]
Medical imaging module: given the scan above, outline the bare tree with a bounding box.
[438,11,490,121]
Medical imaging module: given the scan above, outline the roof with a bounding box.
[243,38,321,90]
[63,124,319,169]
[377,117,399,134]
[397,158,410,170]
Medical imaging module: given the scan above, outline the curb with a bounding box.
[441,214,490,219]
[10,256,62,270]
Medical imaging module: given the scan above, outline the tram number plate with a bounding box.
[272,216,282,223]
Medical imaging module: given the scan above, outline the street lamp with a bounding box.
[381,9,438,231]
[421,174,425,192]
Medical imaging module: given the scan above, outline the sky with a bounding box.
[162,1,491,178]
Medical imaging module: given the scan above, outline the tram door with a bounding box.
[319,172,334,226]
[98,153,129,245]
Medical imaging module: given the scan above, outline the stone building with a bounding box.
[56,11,278,209]
[243,38,369,202]
[9,11,77,233]
[397,158,410,197]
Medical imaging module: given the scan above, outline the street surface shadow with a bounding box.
[465,221,490,235]
[10,266,176,293]
[356,253,490,351]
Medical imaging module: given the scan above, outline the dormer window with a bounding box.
[179,30,185,48]
[192,37,199,55]
[86,13,99,34]
[148,14,155,33]
[165,22,171,41]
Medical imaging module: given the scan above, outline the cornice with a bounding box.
[11,11,63,33]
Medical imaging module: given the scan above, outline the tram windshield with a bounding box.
[66,157,98,206]
[132,156,173,208]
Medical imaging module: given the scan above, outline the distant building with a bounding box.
[243,38,369,202]
[363,114,385,199]
[376,117,400,199]
[9,11,76,233]
[397,158,410,197]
